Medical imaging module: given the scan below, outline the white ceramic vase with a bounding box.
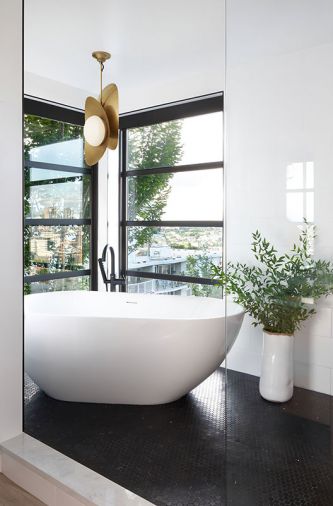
[259,330,294,402]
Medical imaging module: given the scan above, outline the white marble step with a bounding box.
[0,433,154,506]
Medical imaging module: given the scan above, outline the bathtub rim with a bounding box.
[24,291,245,322]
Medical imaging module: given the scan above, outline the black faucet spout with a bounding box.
[98,245,126,292]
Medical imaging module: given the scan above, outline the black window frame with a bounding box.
[23,98,98,291]
[119,93,224,292]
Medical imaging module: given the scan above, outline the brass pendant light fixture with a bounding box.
[84,51,119,166]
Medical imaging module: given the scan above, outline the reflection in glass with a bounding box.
[24,112,93,293]
[286,192,304,222]
[25,169,91,219]
[128,112,223,170]
[127,226,222,278]
[25,225,90,276]
[286,161,314,190]
[25,276,90,294]
[128,169,223,221]
[24,114,86,167]
[286,161,314,223]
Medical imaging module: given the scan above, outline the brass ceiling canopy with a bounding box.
[92,51,111,63]
[84,51,119,166]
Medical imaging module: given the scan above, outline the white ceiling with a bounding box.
[24,0,225,111]
[24,0,333,111]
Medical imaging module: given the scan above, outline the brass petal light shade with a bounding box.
[84,96,110,166]
[84,51,119,166]
[101,83,119,150]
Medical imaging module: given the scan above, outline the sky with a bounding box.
[162,112,223,221]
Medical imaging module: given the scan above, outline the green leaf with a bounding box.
[210,223,333,334]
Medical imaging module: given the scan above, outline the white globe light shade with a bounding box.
[84,115,106,147]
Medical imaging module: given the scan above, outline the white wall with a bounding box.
[0,0,23,442]
[225,0,333,395]
[25,72,91,110]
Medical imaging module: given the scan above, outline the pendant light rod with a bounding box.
[92,51,111,103]
[100,61,104,103]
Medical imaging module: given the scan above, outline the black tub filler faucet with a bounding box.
[98,245,126,292]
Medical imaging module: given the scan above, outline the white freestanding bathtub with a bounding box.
[24,291,244,405]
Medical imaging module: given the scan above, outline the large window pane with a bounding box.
[25,168,91,219]
[127,112,223,170]
[25,276,90,295]
[128,169,223,221]
[127,226,222,278]
[24,114,86,167]
[127,276,222,298]
[24,106,94,293]
[124,101,223,299]
[25,225,90,276]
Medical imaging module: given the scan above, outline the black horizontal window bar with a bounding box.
[27,175,83,187]
[125,220,223,228]
[25,160,91,175]
[119,93,223,129]
[26,261,84,270]
[24,269,91,283]
[24,97,85,125]
[126,270,218,286]
[25,218,91,226]
[123,161,223,177]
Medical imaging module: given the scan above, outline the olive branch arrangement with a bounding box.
[212,224,333,335]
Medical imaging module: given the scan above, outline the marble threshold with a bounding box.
[0,433,154,506]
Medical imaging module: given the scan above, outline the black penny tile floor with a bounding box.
[24,369,333,506]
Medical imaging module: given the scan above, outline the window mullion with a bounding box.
[124,161,223,177]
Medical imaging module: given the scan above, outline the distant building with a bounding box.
[128,244,221,296]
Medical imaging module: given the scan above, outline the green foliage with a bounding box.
[127,121,183,251]
[24,115,82,159]
[212,224,333,335]
[171,242,199,250]
[24,283,31,295]
[187,251,221,297]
